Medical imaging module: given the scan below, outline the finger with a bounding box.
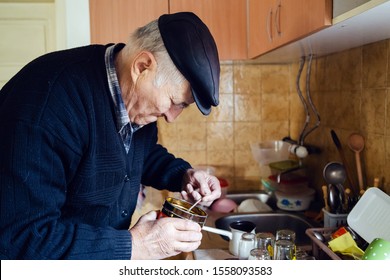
[138,210,158,223]
[173,218,201,232]
[181,190,189,200]
[175,229,202,243]
[202,177,222,201]
[186,183,194,194]
[173,240,201,253]
[190,190,202,201]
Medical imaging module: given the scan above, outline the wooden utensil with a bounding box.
[322,185,330,212]
[347,133,365,195]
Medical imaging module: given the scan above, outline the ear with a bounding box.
[131,51,157,82]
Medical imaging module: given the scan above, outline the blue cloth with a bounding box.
[0,44,191,259]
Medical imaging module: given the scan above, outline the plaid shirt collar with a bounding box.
[105,44,140,152]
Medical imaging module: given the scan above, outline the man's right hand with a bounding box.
[129,210,202,259]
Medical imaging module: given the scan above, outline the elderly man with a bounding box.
[0,12,221,260]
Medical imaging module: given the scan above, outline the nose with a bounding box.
[164,106,183,123]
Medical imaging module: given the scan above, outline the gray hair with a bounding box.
[126,19,185,88]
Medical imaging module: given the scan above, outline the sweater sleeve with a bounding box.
[140,124,192,192]
[0,121,132,260]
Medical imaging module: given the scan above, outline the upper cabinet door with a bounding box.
[248,0,276,58]
[248,0,332,58]
[169,0,248,60]
[89,0,169,44]
[277,0,332,45]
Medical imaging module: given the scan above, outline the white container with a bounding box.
[251,140,290,166]
[275,188,315,211]
[347,187,390,243]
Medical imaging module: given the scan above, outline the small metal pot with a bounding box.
[158,197,208,226]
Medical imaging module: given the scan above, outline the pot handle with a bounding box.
[202,226,232,240]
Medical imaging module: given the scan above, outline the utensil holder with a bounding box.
[322,208,348,228]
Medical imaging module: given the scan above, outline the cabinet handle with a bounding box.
[266,8,273,42]
[275,2,281,35]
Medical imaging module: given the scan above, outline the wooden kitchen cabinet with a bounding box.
[89,0,168,44]
[169,0,248,60]
[90,0,247,60]
[248,0,332,58]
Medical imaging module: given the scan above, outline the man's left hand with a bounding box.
[181,168,221,207]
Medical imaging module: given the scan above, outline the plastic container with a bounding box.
[268,174,308,194]
[322,208,348,228]
[218,177,229,197]
[194,165,216,175]
[250,141,290,166]
[269,160,300,174]
[274,187,315,211]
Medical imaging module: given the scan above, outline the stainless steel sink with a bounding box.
[214,212,318,245]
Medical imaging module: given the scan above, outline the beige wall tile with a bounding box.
[233,64,261,94]
[261,64,291,94]
[208,93,233,122]
[363,40,388,89]
[234,122,261,150]
[261,120,289,140]
[176,122,206,151]
[262,92,289,121]
[220,63,234,94]
[388,40,390,88]
[207,122,234,151]
[176,150,207,167]
[234,94,262,122]
[361,88,386,134]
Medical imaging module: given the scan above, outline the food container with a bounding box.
[250,140,290,166]
[158,197,208,226]
[218,177,229,197]
[269,160,300,175]
[194,165,216,175]
[268,174,308,194]
[274,188,315,211]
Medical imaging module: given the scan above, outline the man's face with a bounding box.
[128,70,194,125]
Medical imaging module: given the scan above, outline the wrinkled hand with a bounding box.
[129,211,202,259]
[181,168,221,207]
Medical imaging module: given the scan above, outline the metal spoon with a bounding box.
[313,231,326,243]
[328,184,341,213]
[322,162,345,210]
[323,162,347,185]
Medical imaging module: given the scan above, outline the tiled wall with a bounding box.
[156,38,390,197]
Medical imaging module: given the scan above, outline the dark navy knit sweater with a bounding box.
[0,45,191,259]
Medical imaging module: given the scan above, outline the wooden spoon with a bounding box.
[347,133,365,195]
[322,185,330,212]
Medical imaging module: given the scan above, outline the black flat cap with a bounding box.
[158,12,220,115]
